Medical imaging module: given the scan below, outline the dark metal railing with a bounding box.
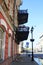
[17,26,29,31]
[18,10,28,14]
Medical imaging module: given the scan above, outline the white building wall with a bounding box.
[2,32,6,60]
[8,37,11,57]
[36,35,43,52]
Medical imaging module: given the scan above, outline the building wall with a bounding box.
[38,36,43,52]
[0,0,22,65]
[0,12,13,58]
[36,35,43,52]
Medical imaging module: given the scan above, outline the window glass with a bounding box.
[0,28,3,59]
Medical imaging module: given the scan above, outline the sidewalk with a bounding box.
[10,54,39,65]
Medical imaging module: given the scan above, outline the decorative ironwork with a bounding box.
[15,26,29,43]
[18,10,28,24]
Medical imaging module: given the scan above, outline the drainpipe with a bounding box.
[12,0,16,61]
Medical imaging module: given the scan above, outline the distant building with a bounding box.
[36,34,43,52]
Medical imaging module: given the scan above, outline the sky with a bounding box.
[20,0,43,48]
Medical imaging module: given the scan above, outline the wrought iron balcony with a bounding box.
[15,25,29,44]
[18,10,28,24]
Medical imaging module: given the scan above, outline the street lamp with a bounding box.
[30,26,34,61]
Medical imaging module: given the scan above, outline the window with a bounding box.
[0,28,3,59]
[8,36,11,57]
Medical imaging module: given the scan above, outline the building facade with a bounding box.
[0,0,22,65]
[36,34,43,52]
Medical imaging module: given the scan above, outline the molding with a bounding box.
[9,29,12,36]
[0,5,13,30]
[0,19,7,30]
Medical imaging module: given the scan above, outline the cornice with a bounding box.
[0,5,13,30]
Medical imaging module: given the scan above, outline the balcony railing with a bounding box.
[18,10,28,24]
[15,25,29,44]
[18,10,27,14]
[17,25,29,31]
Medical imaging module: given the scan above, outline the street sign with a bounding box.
[26,42,29,46]
[26,42,29,48]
